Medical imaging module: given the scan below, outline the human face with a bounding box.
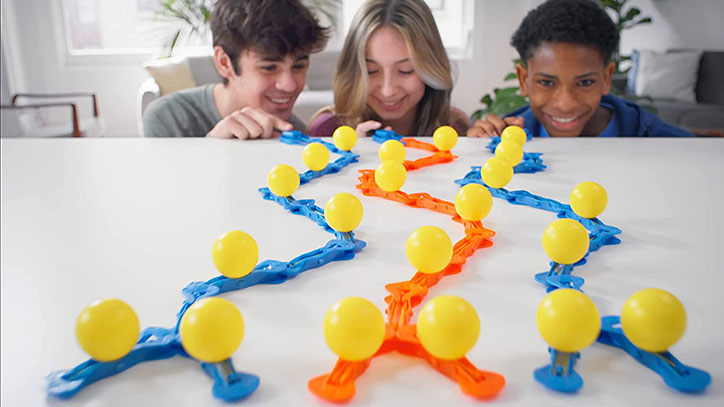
[517,42,615,137]
[228,49,309,120]
[365,26,426,130]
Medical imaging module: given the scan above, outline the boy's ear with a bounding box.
[516,63,529,97]
[602,61,616,95]
[214,45,236,80]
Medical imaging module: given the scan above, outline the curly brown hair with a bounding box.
[211,0,330,84]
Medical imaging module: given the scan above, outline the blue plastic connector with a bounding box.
[485,135,546,173]
[372,129,404,143]
[201,358,260,401]
[455,168,622,291]
[45,327,182,399]
[47,131,366,401]
[597,316,711,393]
[533,348,583,393]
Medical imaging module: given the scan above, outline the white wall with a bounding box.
[2,0,722,137]
[451,1,538,119]
[618,0,724,54]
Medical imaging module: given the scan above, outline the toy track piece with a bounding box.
[308,359,371,402]
[597,316,711,393]
[202,358,260,401]
[533,348,583,393]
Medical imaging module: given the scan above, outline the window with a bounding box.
[61,0,211,55]
[341,0,474,58]
[60,0,473,58]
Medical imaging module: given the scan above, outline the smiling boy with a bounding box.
[143,0,329,139]
[468,0,691,137]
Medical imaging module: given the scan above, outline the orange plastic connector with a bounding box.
[310,137,505,403]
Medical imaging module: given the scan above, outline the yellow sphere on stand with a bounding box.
[332,126,358,151]
[570,181,608,219]
[302,142,330,171]
[323,297,386,361]
[405,226,453,274]
[180,297,245,363]
[541,219,590,265]
[379,139,406,163]
[324,193,364,232]
[433,126,458,151]
[480,157,513,189]
[267,164,300,197]
[454,183,493,221]
[417,295,480,360]
[501,125,527,146]
[620,288,686,353]
[375,160,407,192]
[212,230,258,278]
[76,299,140,362]
[495,140,524,166]
[536,289,601,353]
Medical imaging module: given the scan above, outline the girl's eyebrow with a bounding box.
[365,58,411,64]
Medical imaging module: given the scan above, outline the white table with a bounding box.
[2,137,723,406]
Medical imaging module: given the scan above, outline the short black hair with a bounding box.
[511,0,619,65]
[211,0,330,83]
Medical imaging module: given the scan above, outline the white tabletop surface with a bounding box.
[2,137,724,406]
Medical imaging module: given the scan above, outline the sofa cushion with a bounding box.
[185,55,222,86]
[678,105,724,130]
[696,51,724,106]
[633,50,701,103]
[307,50,339,91]
[144,57,196,96]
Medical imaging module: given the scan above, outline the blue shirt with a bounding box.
[507,94,692,137]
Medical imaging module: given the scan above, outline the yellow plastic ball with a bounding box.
[536,289,601,353]
[180,297,244,363]
[76,299,140,362]
[406,226,453,274]
[374,160,407,192]
[621,288,686,353]
[495,140,524,166]
[267,164,300,197]
[302,142,330,171]
[433,125,458,151]
[501,125,527,146]
[542,219,590,265]
[570,181,608,219]
[212,230,258,278]
[324,193,364,232]
[332,126,358,151]
[417,295,480,360]
[378,140,406,163]
[323,297,385,361]
[454,183,493,221]
[480,157,514,189]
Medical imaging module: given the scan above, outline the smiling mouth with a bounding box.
[545,113,585,130]
[376,97,406,111]
[267,96,293,105]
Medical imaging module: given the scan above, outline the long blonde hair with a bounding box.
[334,0,453,136]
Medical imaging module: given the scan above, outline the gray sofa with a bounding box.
[614,51,724,133]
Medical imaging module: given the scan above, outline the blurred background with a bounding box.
[2,0,723,137]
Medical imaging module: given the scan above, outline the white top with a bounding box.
[2,137,723,407]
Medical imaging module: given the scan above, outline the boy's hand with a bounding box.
[467,114,524,138]
[207,107,293,139]
[355,120,392,137]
